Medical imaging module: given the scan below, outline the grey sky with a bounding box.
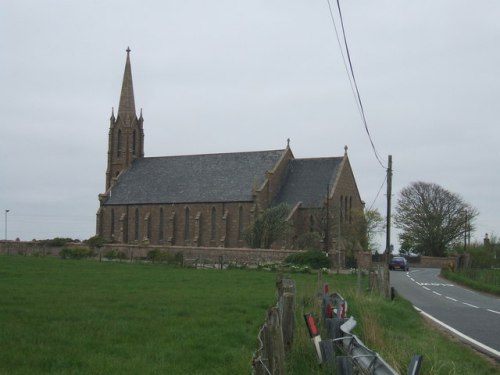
[1,1,498,248]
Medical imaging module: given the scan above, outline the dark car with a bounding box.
[389,256,409,271]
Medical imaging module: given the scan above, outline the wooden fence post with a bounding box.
[264,306,285,375]
[281,292,295,353]
[277,278,296,354]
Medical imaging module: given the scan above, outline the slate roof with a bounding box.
[104,149,286,205]
[273,157,343,208]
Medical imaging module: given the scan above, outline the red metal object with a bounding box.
[323,283,329,295]
[340,302,346,319]
[326,303,333,319]
[304,314,319,337]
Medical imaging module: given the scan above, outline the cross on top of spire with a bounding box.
[118,47,136,119]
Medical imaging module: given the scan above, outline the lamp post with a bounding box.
[4,209,9,241]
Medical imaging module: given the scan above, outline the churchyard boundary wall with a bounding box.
[0,241,301,268]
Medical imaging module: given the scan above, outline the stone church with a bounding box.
[96,49,365,251]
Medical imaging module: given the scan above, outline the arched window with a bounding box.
[132,129,137,156]
[159,208,164,241]
[184,207,190,241]
[238,206,244,240]
[147,213,151,240]
[349,197,353,223]
[123,214,128,243]
[117,129,122,157]
[111,209,115,237]
[172,213,177,245]
[211,207,217,240]
[134,208,139,241]
[345,196,349,224]
[340,195,344,222]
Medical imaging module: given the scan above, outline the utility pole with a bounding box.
[4,209,9,241]
[384,156,393,300]
[385,156,392,255]
[325,184,330,254]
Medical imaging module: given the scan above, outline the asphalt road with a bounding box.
[390,268,500,359]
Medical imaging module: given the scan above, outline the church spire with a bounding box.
[104,48,144,192]
[117,47,136,119]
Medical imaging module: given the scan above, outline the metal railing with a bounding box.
[304,283,423,375]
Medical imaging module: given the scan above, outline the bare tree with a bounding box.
[394,181,478,256]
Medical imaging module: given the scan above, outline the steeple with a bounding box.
[118,47,136,119]
[104,48,145,192]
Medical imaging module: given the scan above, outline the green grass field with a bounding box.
[1,255,499,374]
[0,256,278,374]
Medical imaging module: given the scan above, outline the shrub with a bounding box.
[146,249,183,265]
[59,247,95,260]
[285,250,329,269]
[103,249,127,260]
[41,238,75,247]
[295,232,323,251]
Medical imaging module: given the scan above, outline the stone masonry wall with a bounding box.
[0,241,301,266]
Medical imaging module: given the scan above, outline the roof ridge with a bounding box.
[141,149,286,160]
[294,156,343,161]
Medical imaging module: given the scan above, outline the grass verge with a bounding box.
[441,268,500,296]
[286,272,500,374]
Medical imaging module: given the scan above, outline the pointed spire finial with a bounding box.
[287,138,290,148]
[344,145,348,155]
[126,46,131,54]
[118,48,136,119]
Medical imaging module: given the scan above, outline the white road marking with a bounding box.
[413,306,500,360]
[405,271,497,316]
[462,302,479,309]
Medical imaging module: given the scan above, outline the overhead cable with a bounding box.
[368,174,387,212]
[326,0,387,169]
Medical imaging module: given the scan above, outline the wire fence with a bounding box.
[252,277,296,375]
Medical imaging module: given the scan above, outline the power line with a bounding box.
[368,174,387,212]
[326,0,387,169]
[325,0,362,118]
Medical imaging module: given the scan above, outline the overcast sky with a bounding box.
[1,1,498,249]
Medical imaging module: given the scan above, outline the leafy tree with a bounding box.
[394,181,478,256]
[333,207,370,255]
[306,206,370,254]
[295,232,323,251]
[244,204,291,249]
[365,208,385,253]
[86,235,106,249]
